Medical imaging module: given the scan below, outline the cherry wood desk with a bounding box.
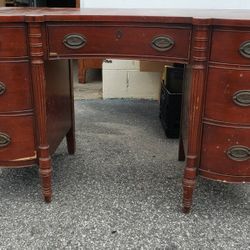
[0,8,250,213]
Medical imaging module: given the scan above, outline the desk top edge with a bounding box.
[1,7,250,26]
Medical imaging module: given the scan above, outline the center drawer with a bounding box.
[47,24,191,60]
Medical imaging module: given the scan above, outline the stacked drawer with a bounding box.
[200,28,250,181]
[0,24,36,166]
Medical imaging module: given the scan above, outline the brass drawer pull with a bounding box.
[0,132,11,148]
[227,145,250,161]
[63,34,87,49]
[233,90,250,106]
[0,82,6,95]
[151,35,174,52]
[239,41,250,58]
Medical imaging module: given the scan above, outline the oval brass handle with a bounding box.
[227,145,250,161]
[63,34,87,49]
[0,132,11,148]
[0,82,6,95]
[151,35,175,52]
[233,90,250,106]
[239,41,250,58]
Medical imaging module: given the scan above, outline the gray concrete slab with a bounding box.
[0,99,249,250]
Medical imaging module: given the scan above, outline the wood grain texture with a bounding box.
[0,8,249,212]
[28,22,52,203]
[205,66,250,125]
[0,114,36,163]
[201,123,250,177]
[3,8,250,26]
[0,62,33,112]
[182,25,210,213]
[211,28,250,65]
[47,24,191,62]
[45,60,74,155]
[0,24,28,59]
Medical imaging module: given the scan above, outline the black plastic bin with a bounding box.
[159,64,184,138]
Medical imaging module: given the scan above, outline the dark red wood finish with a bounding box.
[45,60,74,155]
[205,65,250,124]
[201,123,250,177]
[0,7,250,213]
[0,114,36,162]
[0,62,33,112]
[47,24,191,61]
[211,28,250,65]
[0,24,28,58]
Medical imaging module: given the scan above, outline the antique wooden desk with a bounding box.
[0,8,249,213]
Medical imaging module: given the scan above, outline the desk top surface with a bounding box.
[1,7,250,26]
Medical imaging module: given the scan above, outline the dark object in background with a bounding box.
[47,0,76,7]
[159,64,184,138]
[13,0,47,6]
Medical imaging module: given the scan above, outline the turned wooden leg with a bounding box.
[180,26,209,213]
[178,133,185,161]
[78,59,86,83]
[66,127,75,155]
[39,155,52,203]
[182,158,197,213]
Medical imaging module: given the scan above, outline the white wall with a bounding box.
[81,0,250,9]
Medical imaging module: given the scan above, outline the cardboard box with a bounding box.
[103,69,161,100]
[140,61,172,72]
[0,0,5,6]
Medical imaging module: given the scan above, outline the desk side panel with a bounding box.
[45,60,73,154]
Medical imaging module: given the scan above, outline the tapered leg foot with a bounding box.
[182,182,195,214]
[39,157,53,203]
[66,127,75,155]
[182,206,191,214]
[178,135,185,161]
[44,195,52,203]
[182,157,197,213]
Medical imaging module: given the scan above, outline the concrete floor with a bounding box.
[0,99,249,249]
[74,68,103,100]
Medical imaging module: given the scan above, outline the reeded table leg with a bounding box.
[180,25,210,213]
[28,22,54,202]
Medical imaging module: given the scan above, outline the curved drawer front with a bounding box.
[205,66,250,124]
[200,124,250,177]
[211,29,250,65]
[0,115,36,162]
[47,24,191,60]
[0,25,28,58]
[0,62,32,112]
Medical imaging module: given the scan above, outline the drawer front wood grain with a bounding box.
[0,115,36,162]
[47,24,191,60]
[0,62,32,112]
[0,25,28,58]
[200,123,250,177]
[211,29,250,65]
[205,66,250,124]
